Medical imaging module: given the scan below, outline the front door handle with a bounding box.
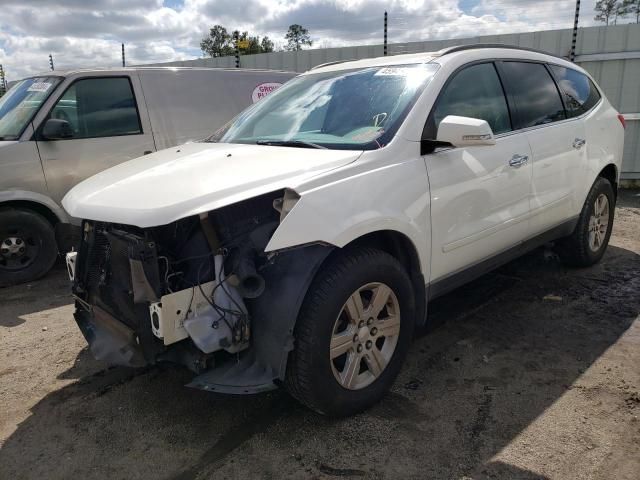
[573,138,586,149]
[509,154,529,168]
[143,150,153,155]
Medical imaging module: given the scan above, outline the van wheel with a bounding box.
[556,177,615,267]
[285,248,415,416]
[0,208,58,287]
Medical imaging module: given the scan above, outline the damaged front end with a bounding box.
[68,190,332,393]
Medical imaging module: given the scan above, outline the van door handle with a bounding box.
[143,150,152,155]
[509,154,529,168]
[573,138,586,149]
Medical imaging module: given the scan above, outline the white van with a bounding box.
[0,67,295,286]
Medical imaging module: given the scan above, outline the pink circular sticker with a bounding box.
[252,82,282,103]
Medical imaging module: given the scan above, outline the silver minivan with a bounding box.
[0,67,295,286]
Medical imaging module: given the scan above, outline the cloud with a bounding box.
[0,0,614,81]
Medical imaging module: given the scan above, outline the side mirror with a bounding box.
[42,118,73,140]
[436,115,495,148]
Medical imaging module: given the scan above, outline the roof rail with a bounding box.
[310,59,354,70]
[435,43,567,60]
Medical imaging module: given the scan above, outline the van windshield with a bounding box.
[209,63,439,150]
[0,77,61,140]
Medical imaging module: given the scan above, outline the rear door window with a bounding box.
[47,77,142,139]
[431,62,512,135]
[500,61,566,129]
[549,65,601,117]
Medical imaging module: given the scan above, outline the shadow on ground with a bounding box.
[0,261,71,327]
[1,201,639,479]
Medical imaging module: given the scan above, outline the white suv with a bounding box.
[63,45,625,416]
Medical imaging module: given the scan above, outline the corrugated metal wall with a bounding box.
[143,24,640,178]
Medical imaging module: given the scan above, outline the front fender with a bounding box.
[265,155,431,275]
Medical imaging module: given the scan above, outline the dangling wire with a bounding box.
[211,256,249,343]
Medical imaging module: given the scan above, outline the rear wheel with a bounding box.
[285,248,415,416]
[0,208,58,287]
[556,177,615,267]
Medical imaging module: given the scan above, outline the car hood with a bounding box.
[63,142,362,227]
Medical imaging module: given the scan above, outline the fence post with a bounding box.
[570,0,580,62]
[384,11,388,56]
[235,32,240,68]
[0,64,6,96]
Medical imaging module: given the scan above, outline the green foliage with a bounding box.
[260,36,275,53]
[200,25,234,57]
[285,24,313,51]
[200,25,275,57]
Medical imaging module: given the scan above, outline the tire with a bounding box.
[556,177,615,268]
[0,208,58,287]
[285,248,415,417]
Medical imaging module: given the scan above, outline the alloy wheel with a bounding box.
[588,193,609,252]
[329,282,400,390]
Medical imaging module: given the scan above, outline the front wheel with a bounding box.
[556,177,615,267]
[285,248,415,416]
[0,208,58,287]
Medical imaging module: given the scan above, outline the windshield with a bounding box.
[210,63,439,150]
[0,76,61,140]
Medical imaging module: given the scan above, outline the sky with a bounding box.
[0,0,624,81]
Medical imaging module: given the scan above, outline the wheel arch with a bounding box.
[0,190,70,226]
[598,163,618,199]
[0,199,61,227]
[338,230,427,328]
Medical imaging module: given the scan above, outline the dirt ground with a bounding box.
[1,191,639,480]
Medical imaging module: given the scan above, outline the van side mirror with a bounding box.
[436,115,495,148]
[42,118,74,140]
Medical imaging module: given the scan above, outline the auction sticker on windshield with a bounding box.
[252,83,282,103]
[27,82,53,93]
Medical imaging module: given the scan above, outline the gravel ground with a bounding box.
[1,190,639,480]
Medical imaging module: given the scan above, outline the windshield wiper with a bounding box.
[256,139,327,149]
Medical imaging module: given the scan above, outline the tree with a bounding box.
[240,32,263,55]
[260,36,274,53]
[594,0,621,25]
[285,24,312,51]
[200,25,234,57]
[623,0,640,22]
[614,0,630,23]
[202,26,275,57]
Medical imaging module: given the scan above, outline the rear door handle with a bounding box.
[143,150,153,155]
[573,138,586,149]
[509,154,529,168]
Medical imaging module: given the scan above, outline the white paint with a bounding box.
[62,142,362,227]
[435,115,496,147]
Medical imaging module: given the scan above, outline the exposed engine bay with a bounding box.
[67,189,332,393]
